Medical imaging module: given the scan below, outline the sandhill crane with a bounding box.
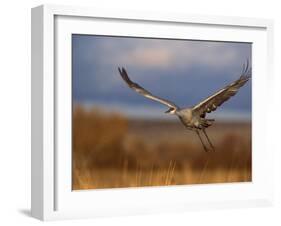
[118,61,251,152]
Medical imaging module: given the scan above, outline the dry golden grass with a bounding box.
[72,106,251,190]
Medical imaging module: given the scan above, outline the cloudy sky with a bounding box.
[72,35,252,120]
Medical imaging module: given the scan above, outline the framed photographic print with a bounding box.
[31,4,274,221]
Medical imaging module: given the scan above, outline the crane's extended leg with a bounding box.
[202,129,215,151]
[196,130,208,152]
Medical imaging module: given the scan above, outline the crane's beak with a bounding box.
[165,109,170,113]
[165,108,174,114]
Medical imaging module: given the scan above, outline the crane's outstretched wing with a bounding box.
[192,61,251,118]
[118,67,178,110]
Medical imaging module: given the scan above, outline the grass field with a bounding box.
[72,106,251,190]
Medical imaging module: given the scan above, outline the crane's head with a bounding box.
[165,108,176,114]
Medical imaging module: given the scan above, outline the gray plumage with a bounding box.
[118,61,251,152]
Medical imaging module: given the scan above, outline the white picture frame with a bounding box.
[31,4,274,221]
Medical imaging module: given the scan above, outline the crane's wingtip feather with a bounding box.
[121,67,127,76]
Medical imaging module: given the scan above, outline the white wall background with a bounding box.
[0,0,280,225]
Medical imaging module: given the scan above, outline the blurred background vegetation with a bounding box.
[72,106,251,190]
